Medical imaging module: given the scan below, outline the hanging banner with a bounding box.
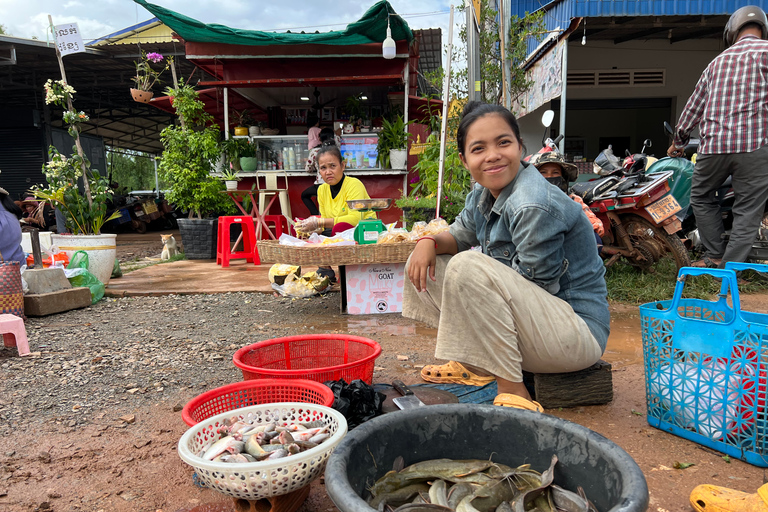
[54,23,85,57]
[513,39,564,118]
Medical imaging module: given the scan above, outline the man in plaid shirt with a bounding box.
[668,6,768,268]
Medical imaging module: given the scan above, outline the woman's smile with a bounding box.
[460,114,523,198]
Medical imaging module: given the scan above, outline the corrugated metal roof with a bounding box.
[513,0,768,61]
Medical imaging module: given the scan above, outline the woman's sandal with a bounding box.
[420,361,496,386]
[691,256,722,268]
[690,483,768,512]
[493,393,545,413]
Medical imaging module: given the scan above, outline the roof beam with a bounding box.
[614,27,668,44]
[671,26,722,43]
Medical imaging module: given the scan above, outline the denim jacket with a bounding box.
[449,163,610,351]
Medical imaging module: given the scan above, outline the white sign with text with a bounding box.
[54,23,85,57]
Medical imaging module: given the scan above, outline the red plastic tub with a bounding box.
[233,334,382,384]
[181,378,334,427]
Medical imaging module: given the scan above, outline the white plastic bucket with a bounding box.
[51,233,117,284]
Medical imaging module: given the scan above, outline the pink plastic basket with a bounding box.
[233,334,382,384]
[181,378,334,427]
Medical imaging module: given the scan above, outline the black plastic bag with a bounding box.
[324,379,385,429]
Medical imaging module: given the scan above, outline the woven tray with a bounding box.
[257,240,416,265]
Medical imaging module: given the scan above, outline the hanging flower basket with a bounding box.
[130,88,154,104]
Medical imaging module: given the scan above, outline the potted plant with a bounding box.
[131,51,169,103]
[158,85,234,259]
[220,168,241,191]
[345,95,365,130]
[238,140,258,172]
[231,109,253,137]
[32,79,121,285]
[376,114,413,170]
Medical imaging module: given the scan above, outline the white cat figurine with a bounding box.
[160,234,179,260]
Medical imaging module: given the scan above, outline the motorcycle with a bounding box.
[662,121,768,261]
[572,138,691,272]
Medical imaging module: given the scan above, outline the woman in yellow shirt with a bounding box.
[296,143,376,236]
[296,143,376,282]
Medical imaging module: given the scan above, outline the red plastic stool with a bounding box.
[217,216,260,267]
[0,313,30,356]
[261,215,291,239]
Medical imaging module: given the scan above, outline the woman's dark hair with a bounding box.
[319,127,335,145]
[307,112,320,128]
[0,192,22,219]
[316,144,343,165]
[456,101,523,155]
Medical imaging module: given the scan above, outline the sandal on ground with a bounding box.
[493,393,544,412]
[420,361,496,386]
[690,483,768,512]
[691,256,722,268]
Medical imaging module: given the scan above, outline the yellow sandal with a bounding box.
[420,361,496,386]
[690,483,768,512]
[493,393,544,412]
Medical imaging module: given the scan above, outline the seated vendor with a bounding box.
[295,143,376,282]
[0,186,25,264]
[20,196,56,230]
[403,101,610,413]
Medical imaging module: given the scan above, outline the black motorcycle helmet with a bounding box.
[724,5,768,47]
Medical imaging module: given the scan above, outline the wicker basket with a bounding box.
[374,241,417,263]
[257,241,392,266]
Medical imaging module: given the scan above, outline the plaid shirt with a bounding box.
[674,35,768,155]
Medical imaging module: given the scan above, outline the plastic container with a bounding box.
[178,403,347,501]
[325,404,649,512]
[640,262,768,467]
[233,334,381,384]
[181,379,335,426]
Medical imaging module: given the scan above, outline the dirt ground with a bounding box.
[1,233,767,512]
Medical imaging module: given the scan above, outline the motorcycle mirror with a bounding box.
[663,121,674,137]
[644,139,652,148]
[541,110,555,128]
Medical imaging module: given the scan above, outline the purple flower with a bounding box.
[409,176,419,183]
[146,52,164,63]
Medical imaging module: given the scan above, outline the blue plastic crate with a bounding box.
[115,207,131,224]
[639,262,768,467]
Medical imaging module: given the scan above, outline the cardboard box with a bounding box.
[340,263,406,314]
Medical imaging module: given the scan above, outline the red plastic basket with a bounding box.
[181,378,334,427]
[233,334,382,384]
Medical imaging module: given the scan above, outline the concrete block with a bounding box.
[24,287,91,317]
[23,268,72,294]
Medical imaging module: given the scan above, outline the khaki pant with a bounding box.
[403,251,602,382]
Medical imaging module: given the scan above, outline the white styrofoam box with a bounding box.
[343,263,406,315]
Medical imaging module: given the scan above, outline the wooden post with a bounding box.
[48,15,93,208]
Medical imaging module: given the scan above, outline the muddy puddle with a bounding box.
[602,311,643,368]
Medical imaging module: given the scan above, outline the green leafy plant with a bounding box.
[221,138,255,171]
[345,95,365,123]
[32,79,119,234]
[231,109,254,128]
[220,168,241,181]
[158,85,233,219]
[376,115,414,168]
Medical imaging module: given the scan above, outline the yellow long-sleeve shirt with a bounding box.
[317,176,377,227]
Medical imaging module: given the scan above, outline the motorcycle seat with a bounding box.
[571,177,620,203]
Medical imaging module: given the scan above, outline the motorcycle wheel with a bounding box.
[132,220,148,234]
[622,214,691,273]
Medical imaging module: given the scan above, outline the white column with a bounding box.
[558,41,568,154]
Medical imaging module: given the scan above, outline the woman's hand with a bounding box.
[408,238,437,292]
[296,217,321,233]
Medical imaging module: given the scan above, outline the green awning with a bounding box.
[133,0,414,46]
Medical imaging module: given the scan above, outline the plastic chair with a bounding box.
[257,170,292,231]
[261,215,291,240]
[0,313,30,356]
[216,216,260,267]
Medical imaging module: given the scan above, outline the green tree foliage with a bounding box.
[0,25,9,35]
[107,149,157,193]
[158,85,232,219]
[423,1,545,112]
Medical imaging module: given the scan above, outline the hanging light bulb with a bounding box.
[581,19,587,46]
[382,17,396,59]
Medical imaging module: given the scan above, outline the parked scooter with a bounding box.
[662,121,768,260]
[572,138,691,272]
